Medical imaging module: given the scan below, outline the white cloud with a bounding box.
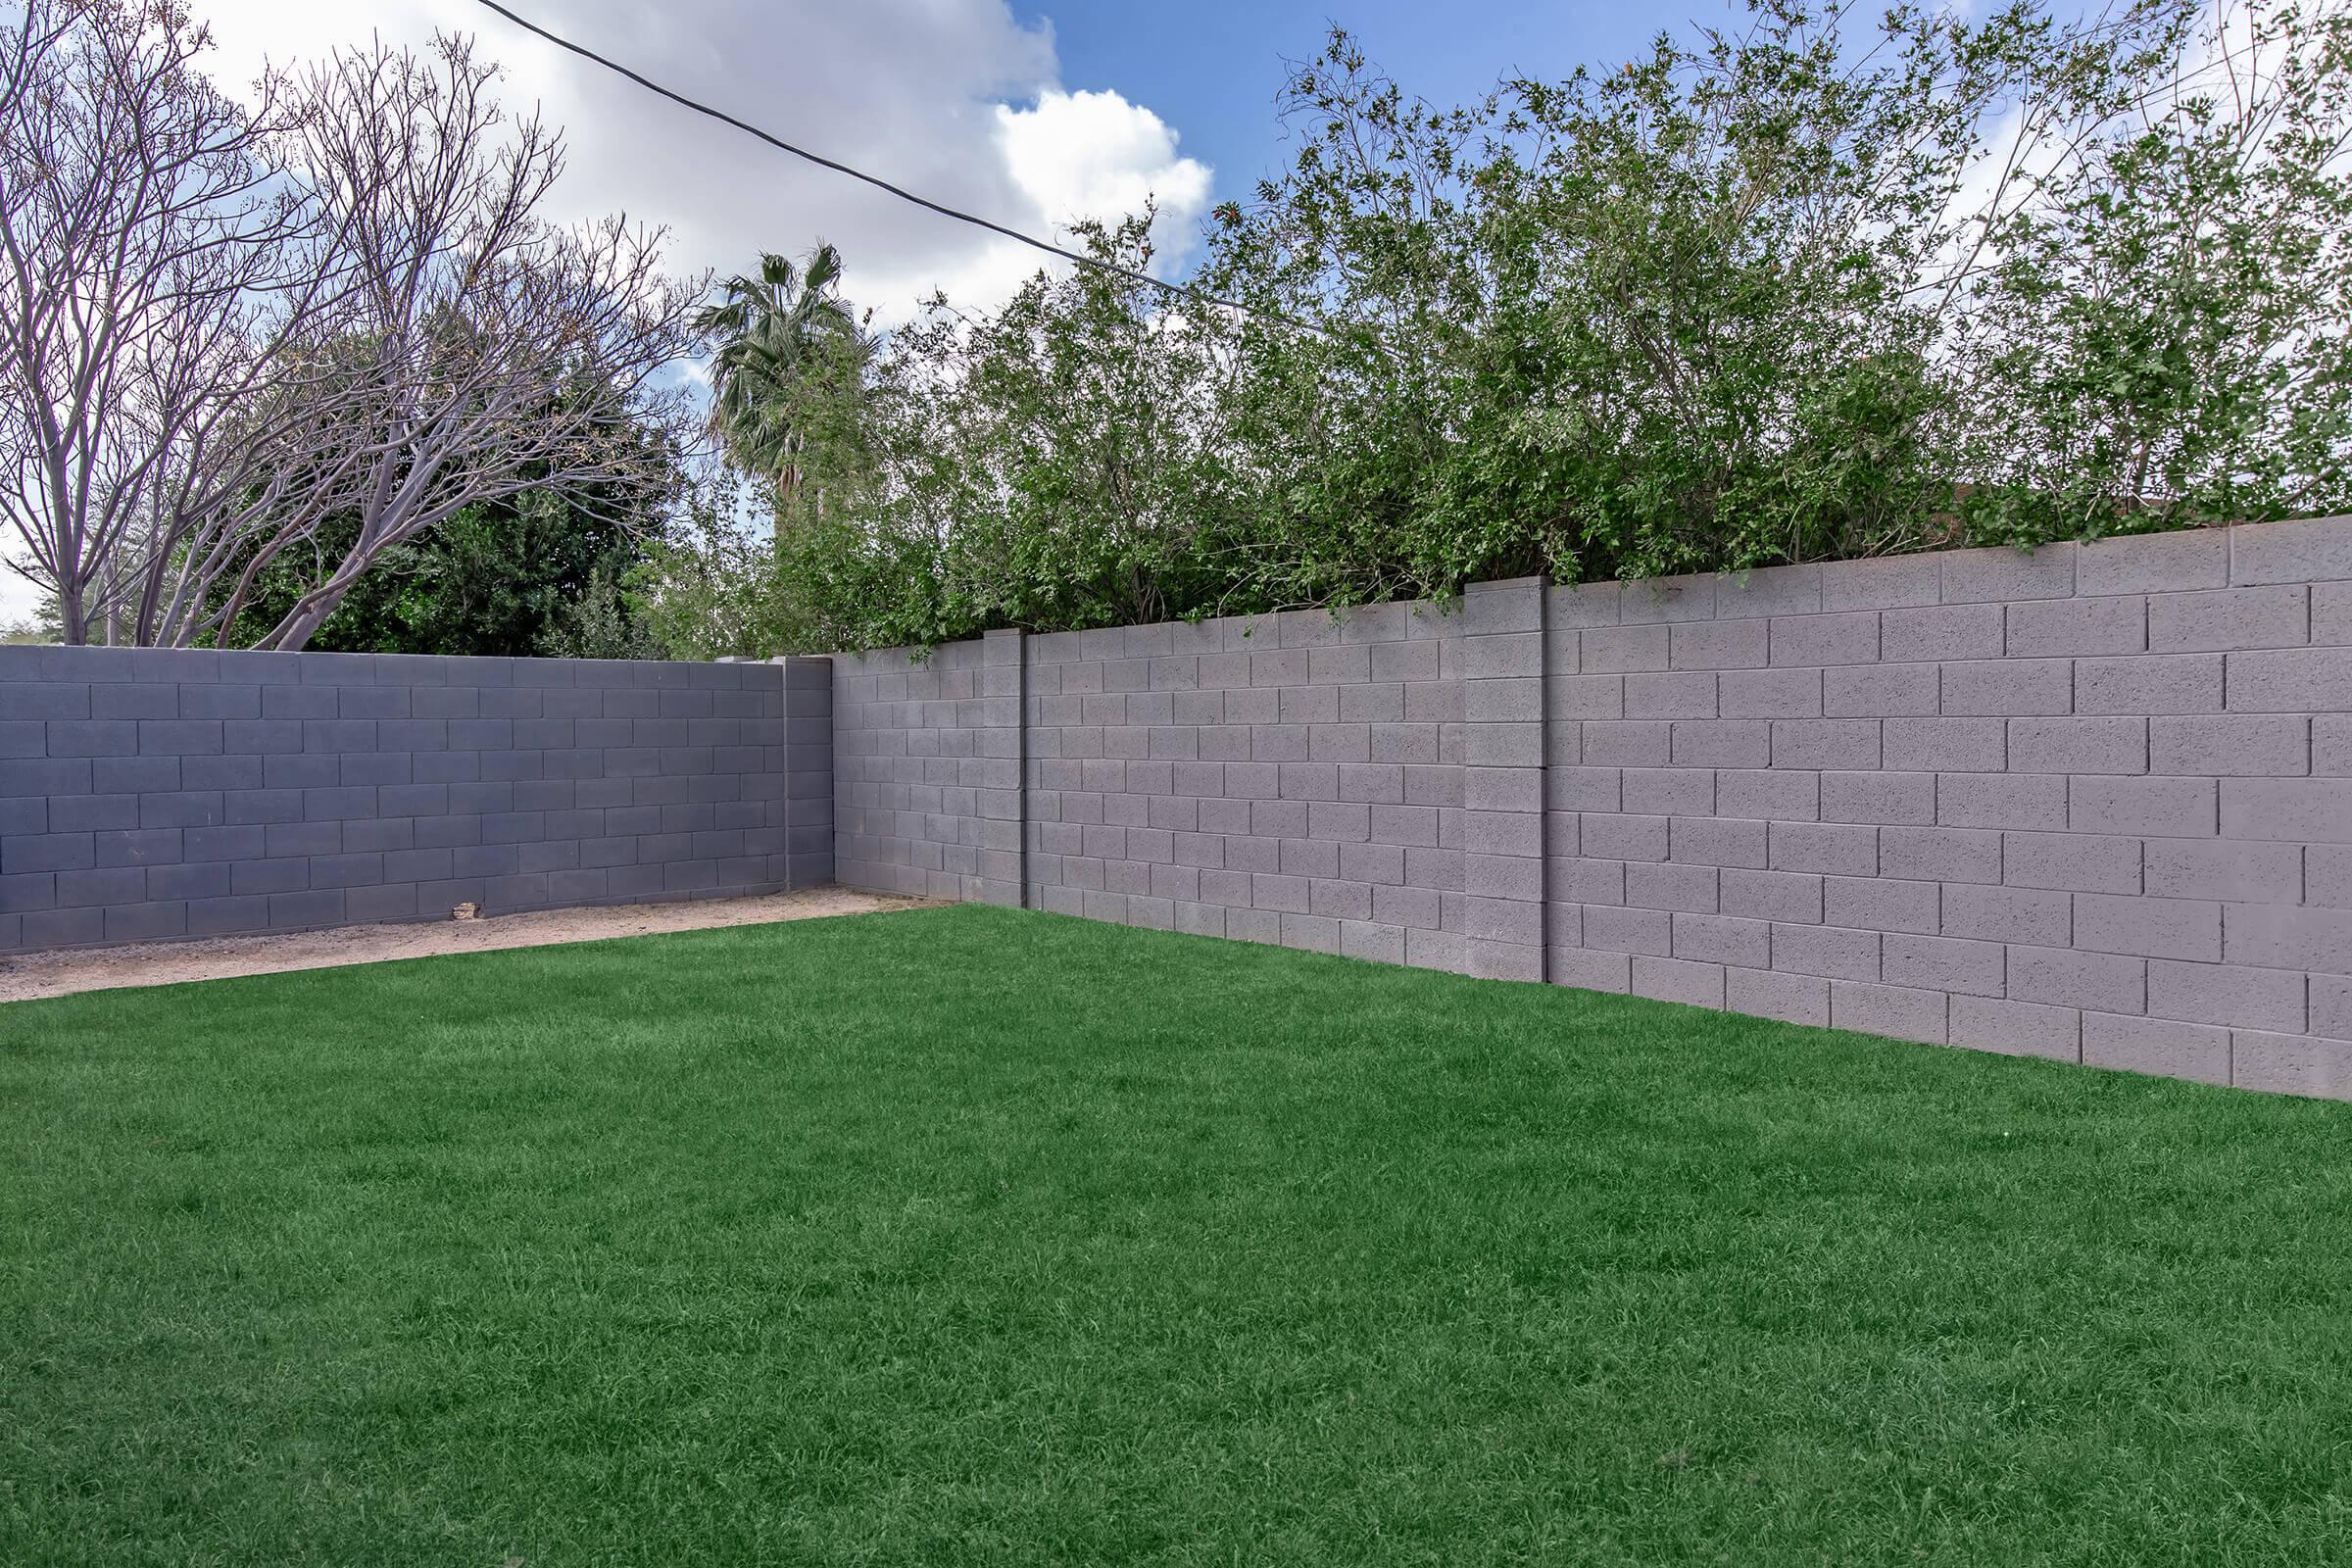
[0,0,1215,619]
[998,88,1210,261]
[194,0,1213,318]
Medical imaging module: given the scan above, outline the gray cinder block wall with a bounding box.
[0,648,834,952]
[831,514,2352,1100]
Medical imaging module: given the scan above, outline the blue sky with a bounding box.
[1023,1,1686,208]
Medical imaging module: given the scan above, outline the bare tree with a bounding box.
[0,5,700,648]
[0,0,326,644]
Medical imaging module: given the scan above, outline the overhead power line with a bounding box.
[470,0,1340,339]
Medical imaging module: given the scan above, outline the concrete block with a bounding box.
[1582,904,1672,955]
[1462,936,1542,980]
[1632,955,1727,1006]
[1671,720,1770,768]
[1668,619,1768,670]
[2,832,94,873]
[1672,911,1772,968]
[1668,815,1767,868]
[1465,894,1544,946]
[1884,717,2006,772]
[262,685,337,720]
[1620,576,1714,625]
[2226,647,2352,711]
[1624,672,1718,719]
[2077,654,2225,714]
[1626,859,1719,912]
[1824,874,1939,934]
[90,684,178,720]
[2230,1030,2352,1100]
[2314,974,2352,1040]
[2075,892,2221,961]
[1939,659,2074,716]
[1880,825,2001,884]
[0,682,90,720]
[1773,719,1883,771]
[2007,944,2145,1015]
[1582,624,1670,674]
[1713,769,1815,821]
[1824,663,1938,717]
[2146,839,2301,905]
[1547,674,1624,722]
[1624,767,1715,817]
[1713,564,1823,618]
[2077,528,2229,596]
[1337,683,1401,725]
[137,792,222,829]
[17,901,104,946]
[2219,778,2352,842]
[2230,514,2352,586]
[2314,845,2352,908]
[2007,716,2144,774]
[1940,883,2071,948]
[1550,945,1632,993]
[93,827,179,869]
[0,871,56,913]
[2319,581,2352,646]
[1718,667,1822,718]
[1768,612,1878,666]
[1939,541,2075,603]
[1553,857,1624,906]
[2150,585,2307,653]
[1768,821,1878,877]
[42,719,137,758]
[1579,812,1668,862]
[2071,775,2216,837]
[1720,867,1823,923]
[1831,980,1948,1044]
[2082,1012,2230,1085]
[2225,903,2352,974]
[1936,773,2068,830]
[2148,958,2306,1032]
[1582,721,1671,767]
[1726,965,1831,1026]
[1882,932,2005,997]
[1464,679,1544,724]
[2002,829,2140,893]
[1949,996,2080,1060]
[182,894,271,937]
[2150,714,2307,777]
[1820,554,1939,612]
[1880,604,2004,662]
[2009,595,2147,658]
[47,794,135,832]
[1460,576,1544,635]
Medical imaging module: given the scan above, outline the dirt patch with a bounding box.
[0,887,932,1004]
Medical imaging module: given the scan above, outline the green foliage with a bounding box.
[213,484,666,659]
[664,0,2352,653]
[694,245,873,511]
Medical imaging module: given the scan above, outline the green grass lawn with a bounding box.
[4,904,2350,1566]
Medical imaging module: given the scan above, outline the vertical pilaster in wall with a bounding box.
[1458,576,1547,981]
[974,628,1026,906]
[777,657,834,888]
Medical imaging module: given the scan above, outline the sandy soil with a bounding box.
[0,887,930,1004]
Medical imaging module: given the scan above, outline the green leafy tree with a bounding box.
[695,245,872,517]
[666,0,2352,655]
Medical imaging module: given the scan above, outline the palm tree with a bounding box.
[694,245,866,514]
